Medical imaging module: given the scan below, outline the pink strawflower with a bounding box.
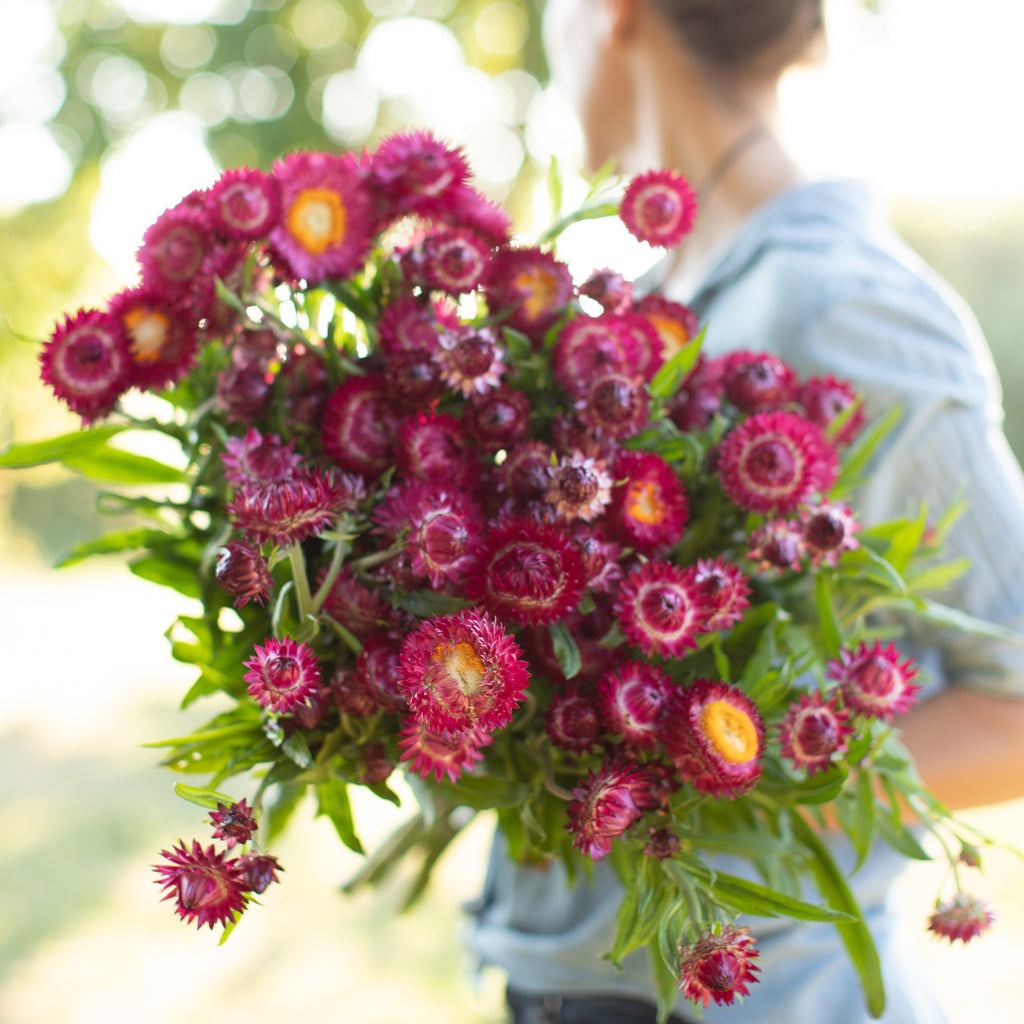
[827,641,921,721]
[434,326,506,398]
[620,169,697,247]
[222,428,303,486]
[187,239,251,331]
[320,567,398,638]
[375,480,485,589]
[663,679,764,798]
[268,150,375,285]
[607,451,689,555]
[236,853,283,894]
[719,350,796,413]
[927,894,996,944]
[678,925,761,1008]
[799,501,861,567]
[108,286,198,392]
[632,294,699,362]
[385,348,445,409]
[215,541,272,608]
[576,370,650,439]
[615,311,665,383]
[578,268,633,312]
[485,247,574,342]
[778,691,854,775]
[690,558,750,631]
[550,315,640,395]
[566,760,654,860]
[597,661,675,752]
[243,637,321,713]
[398,719,493,783]
[572,524,624,594]
[137,203,212,300]
[616,561,708,659]
[546,685,603,755]
[39,307,132,422]
[395,411,473,483]
[353,635,408,715]
[321,374,399,478]
[545,452,613,522]
[668,357,723,430]
[799,374,866,448]
[422,227,492,294]
[209,798,258,848]
[717,410,839,515]
[153,840,249,930]
[399,608,530,732]
[747,518,805,573]
[214,329,278,425]
[465,388,532,451]
[498,441,557,502]
[445,184,513,246]
[227,470,354,547]
[464,514,586,627]
[378,294,456,354]
[371,130,470,217]
[205,167,281,240]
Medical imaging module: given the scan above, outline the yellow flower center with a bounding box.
[626,480,665,525]
[514,268,557,321]
[647,313,691,359]
[123,307,171,364]
[700,700,759,764]
[287,188,347,254]
[433,641,486,695]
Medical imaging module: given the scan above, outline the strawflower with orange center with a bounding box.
[485,247,573,341]
[108,286,198,392]
[608,451,689,554]
[632,294,699,360]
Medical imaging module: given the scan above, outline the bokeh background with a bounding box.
[2,0,1023,1021]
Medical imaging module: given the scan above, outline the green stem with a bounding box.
[537,201,621,245]
[348,540,405,573]
[312,532,351,615]
[288,542,314,622]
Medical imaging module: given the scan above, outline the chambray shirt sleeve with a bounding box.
[774,255,1024,698]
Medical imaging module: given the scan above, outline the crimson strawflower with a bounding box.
[243,637,321,713]
[778,691,854,775]
[632,294,699,361]
[422,227,492,294]
[578,268,632,312]
[137,203,212,300]
[690,557,751,631]
[607,451,689,555]
[399,608,530,732]
[378,294,456,354]
[222,428,303,486]
[721,350,796,413]
[205,167,281,239]
[927,894,996,944]
[827,641,921,721]
[353,634,409,714]
[209,798,258,848]
[371,130,470,217]
[320,567,398,638]
[643,827,682,860]
[616,561,708,659]
[799,374,866,448]
[546,685,603,755]
[566,760,654,860]
[397,719,493,783]
[465,388,532,451]
[572,524,624,594]
[620,169,697,247]
[321,374,399,477]
[576,370,650,439]
[215,541,272,608]
[39,307,132,422]
[153,840,249,930]
[485,247,574,342]
[678,925,760,1008]
[465,514,586,627]
[597,661,675,752]
[799,501,861,567]
[498,441,557,502]
[227,470,352,547]
[434,326,505,398]
[236,853,283,894]
[615,310,666,383]
[108,286,198,392]
[396,411,473,483]
[747,518,805,573]
[551,315,639,395]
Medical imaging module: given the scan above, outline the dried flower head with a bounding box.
[827,641,921,721]
[153,840,248,930]
[620,169,697,247]
[616,560,708,659]
[566,760,655,860]
[927,893,996,944]
[678,925,760,1008]
[215,541,272,608]
[545,452,613,522]
[243,637,321,713]
[209,798,258,848]
[778,690,854,775]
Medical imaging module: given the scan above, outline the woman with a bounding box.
[466,1,1024,1022]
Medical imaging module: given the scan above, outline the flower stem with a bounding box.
[288,542,314,622]
[348,541,405,573]
[312,531,351,615]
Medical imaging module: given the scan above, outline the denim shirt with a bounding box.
[465,180,1024,1023]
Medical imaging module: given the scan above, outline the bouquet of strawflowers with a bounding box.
[4,130,1007,1019]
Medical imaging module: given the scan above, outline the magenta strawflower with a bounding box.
[632,294,699,361]
[434,326,506,397]
[663,679,764,798]
[778,691,854,775]
[615,310,666,382]
[187,239,251,330]
[205,167,281,240]
[550,315,640,395]
[616,560,708,659]
[544,452,613,522]
[608,451,689,555]
[422,227,492,294]
[399,608,529,732]
[620,169,697,247]
[215,541,272,608]
[353,635,408,714]
[371,130,470,216]
[227,470,352,547]
[546,685,603,755]
[321,374,399,478]
[578,268,632,312]
[498,440,557,502]
[485,247,574,342]
[799,501,861,567]
[398,719,493,783]
[464,514,586,627]
[721,350,797,413]
[597,661,675,752]
[209,798,258,848]
[137,203,212,299]
[320,567,398,639]
[827,641,921,721]
[243,637,321,713]
[39,307,132,422]
[108,286,198,392]
[678,925,761,1008]
[268,150,375,285]
[236,853,283,894]
[385,349,445,409]
[747,518,805,573]
[378,294,456,354]
[395,411,473,483]
[576,370,650,439]
[799,374,866,448]
[691,557,751,631]
[566,760,654,860]
[927,894,996,944]
[222,428,303,486]
[445,183,513,246]
[153,840,249,930]
[717,410,838,515]
[465,388,532,451]
[572,524,624,594]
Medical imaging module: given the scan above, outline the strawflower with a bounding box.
[243,637,321,713]
[678,925,760,1008]
[927,894,996,944]
[153,840,249,930]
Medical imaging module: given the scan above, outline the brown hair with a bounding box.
[648,0,824,77]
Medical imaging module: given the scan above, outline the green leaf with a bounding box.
[840,546,907,594]
[0,425,126,468]
[791,813,885,1017]
[283,732,313,769]
[546,155,564,220]
[704,869,856,923]
[398,589,470,617]
[440,773,531,811]
[904,596,1024,643]
[316,776,364,855]
[129,554,202,599]
[550,620,582,679]
[875,813,931,861]
[815,574,842,657]
[648,327,706,400]
[685,830,796,859]
[833,404,902,496]
[62,445,187,484]
[850,771,876,871]
[883,505,927,574]
[711,634,730,680]
[904,558,971,594]
[56,527,170,567]
[174,782,238,810]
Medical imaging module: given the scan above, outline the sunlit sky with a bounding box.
[2,0,1023,279]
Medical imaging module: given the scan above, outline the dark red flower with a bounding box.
[551,315,640,395]
[799,374,866,448]
[678,925,760,1008]
[209,798,258,848]
[243,637,321,713]
[620,169,697,247]
[108,286,198,392]
[778,690,854,775]
[236,853,283,894]
[137,203,212,300]
[215,541,272,608]
[566,760,655,860]
[578,268,632,313]
[597,661,675,752]
[721,350,796,413]
[465,388,532,451]
[827,641,921,721]
[206,167,281,240]
[222,428,303,486]
[546,685,603,755]
[321,374,399,478]
[607,451,689,555]
[927,893,996,944]
[397,719,493,783]
[690,557,750,631]
[616,560,708,659]
[153,840,248,930]
[632,294,699,363]
[485,247,573,342]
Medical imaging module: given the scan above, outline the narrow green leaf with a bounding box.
[0,425,126,468]
[685,830,795,859]
[550,620,582,679]
[901,596,1024,643]
[815,575,842,657]
[283,732,313,769]
[61,445,188,484]
[174,782,238,810]
[884,504,927,574]
[316,777,364,854]
[705,869,855,923]
[546,155,564,219]
[129,554,202,599]
[398,589,470,617]
[904,558,971,594]
[711,634,730,681]
[56,528,169,567]
[875,813,931,861]
[850,771,876,871]
[833,404,902,495]
[648,327,706,400]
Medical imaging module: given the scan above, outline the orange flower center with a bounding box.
[514,268,557,321]
[647,313,691,359]
[700,700,759,764]
[626,481,665,525]
[287,188,347,254]
[433,641,486,695]
[123,307,171,364]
